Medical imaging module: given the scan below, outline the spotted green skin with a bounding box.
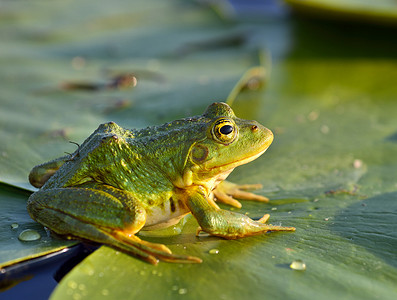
[27,102,294,264]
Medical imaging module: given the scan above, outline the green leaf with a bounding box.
[0,0,253,191]
[51,60,397,299]
[0,0,257,267]
[1,0,397,299]
[0,184,76,268]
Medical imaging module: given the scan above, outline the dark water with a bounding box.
[1,244,95,300]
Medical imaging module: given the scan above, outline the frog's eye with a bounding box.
[211,118,237,144]
[219,124,233,135]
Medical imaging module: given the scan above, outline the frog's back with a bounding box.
[41,122,136,189]
[40,114,209,191]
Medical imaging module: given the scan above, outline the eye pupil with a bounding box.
[219,125,233,135]
[211,118,237,144]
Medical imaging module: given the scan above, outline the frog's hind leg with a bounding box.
[27,185,201,264]
[33,208,163,264]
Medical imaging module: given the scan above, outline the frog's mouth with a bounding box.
[193,144,270,191]
[211,145,270,173]
[186,127,273,188]
[210,128,273,173]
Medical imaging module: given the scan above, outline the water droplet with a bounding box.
[172,285,179,291]
[73,293,81,300]
[139,270,146,276]
[101,289,109,296]
[290,259,306,271]
[11,223,19,229]
[67,280,78,289]
[209,249,219,255]
[81,264,95,276]
[18,229,41,241]
[178,288,188,295]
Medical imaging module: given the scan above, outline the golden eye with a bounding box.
[211,118,237,144]
[219,124,233,135]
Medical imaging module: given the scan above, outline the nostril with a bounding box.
[251,125,258,132]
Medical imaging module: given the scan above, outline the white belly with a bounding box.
[142,197,190,230]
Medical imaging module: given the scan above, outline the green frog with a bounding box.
[27,102,295,264]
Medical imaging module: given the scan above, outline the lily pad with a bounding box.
[50,59,397,299]
[0,184,76,269]
[0,0,258,279]
[0,0,254,191]
[0,0,397,299]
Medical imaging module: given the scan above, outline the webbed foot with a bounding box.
[213,181,269,208]
[195,212,295,239]
[188,187,295,240]
[111,231,202,265]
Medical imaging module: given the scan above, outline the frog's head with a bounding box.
[177,102,273,190]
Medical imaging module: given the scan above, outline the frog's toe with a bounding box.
[113,231,202,264]
[128,235,172,254]
[213,190,242,208]
[254,214,295,233]
[258,213,270,224]
[230,189,269,202]
[213,181,269,208]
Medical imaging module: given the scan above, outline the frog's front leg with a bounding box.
[213,180,269,208]
[27,183,201,264]
[188,186,295,239]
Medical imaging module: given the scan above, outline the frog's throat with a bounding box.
[173,146,269,190]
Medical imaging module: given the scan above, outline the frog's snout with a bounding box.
[264,127,274,145]
[255,124,273,149]
[251,124,259,132]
